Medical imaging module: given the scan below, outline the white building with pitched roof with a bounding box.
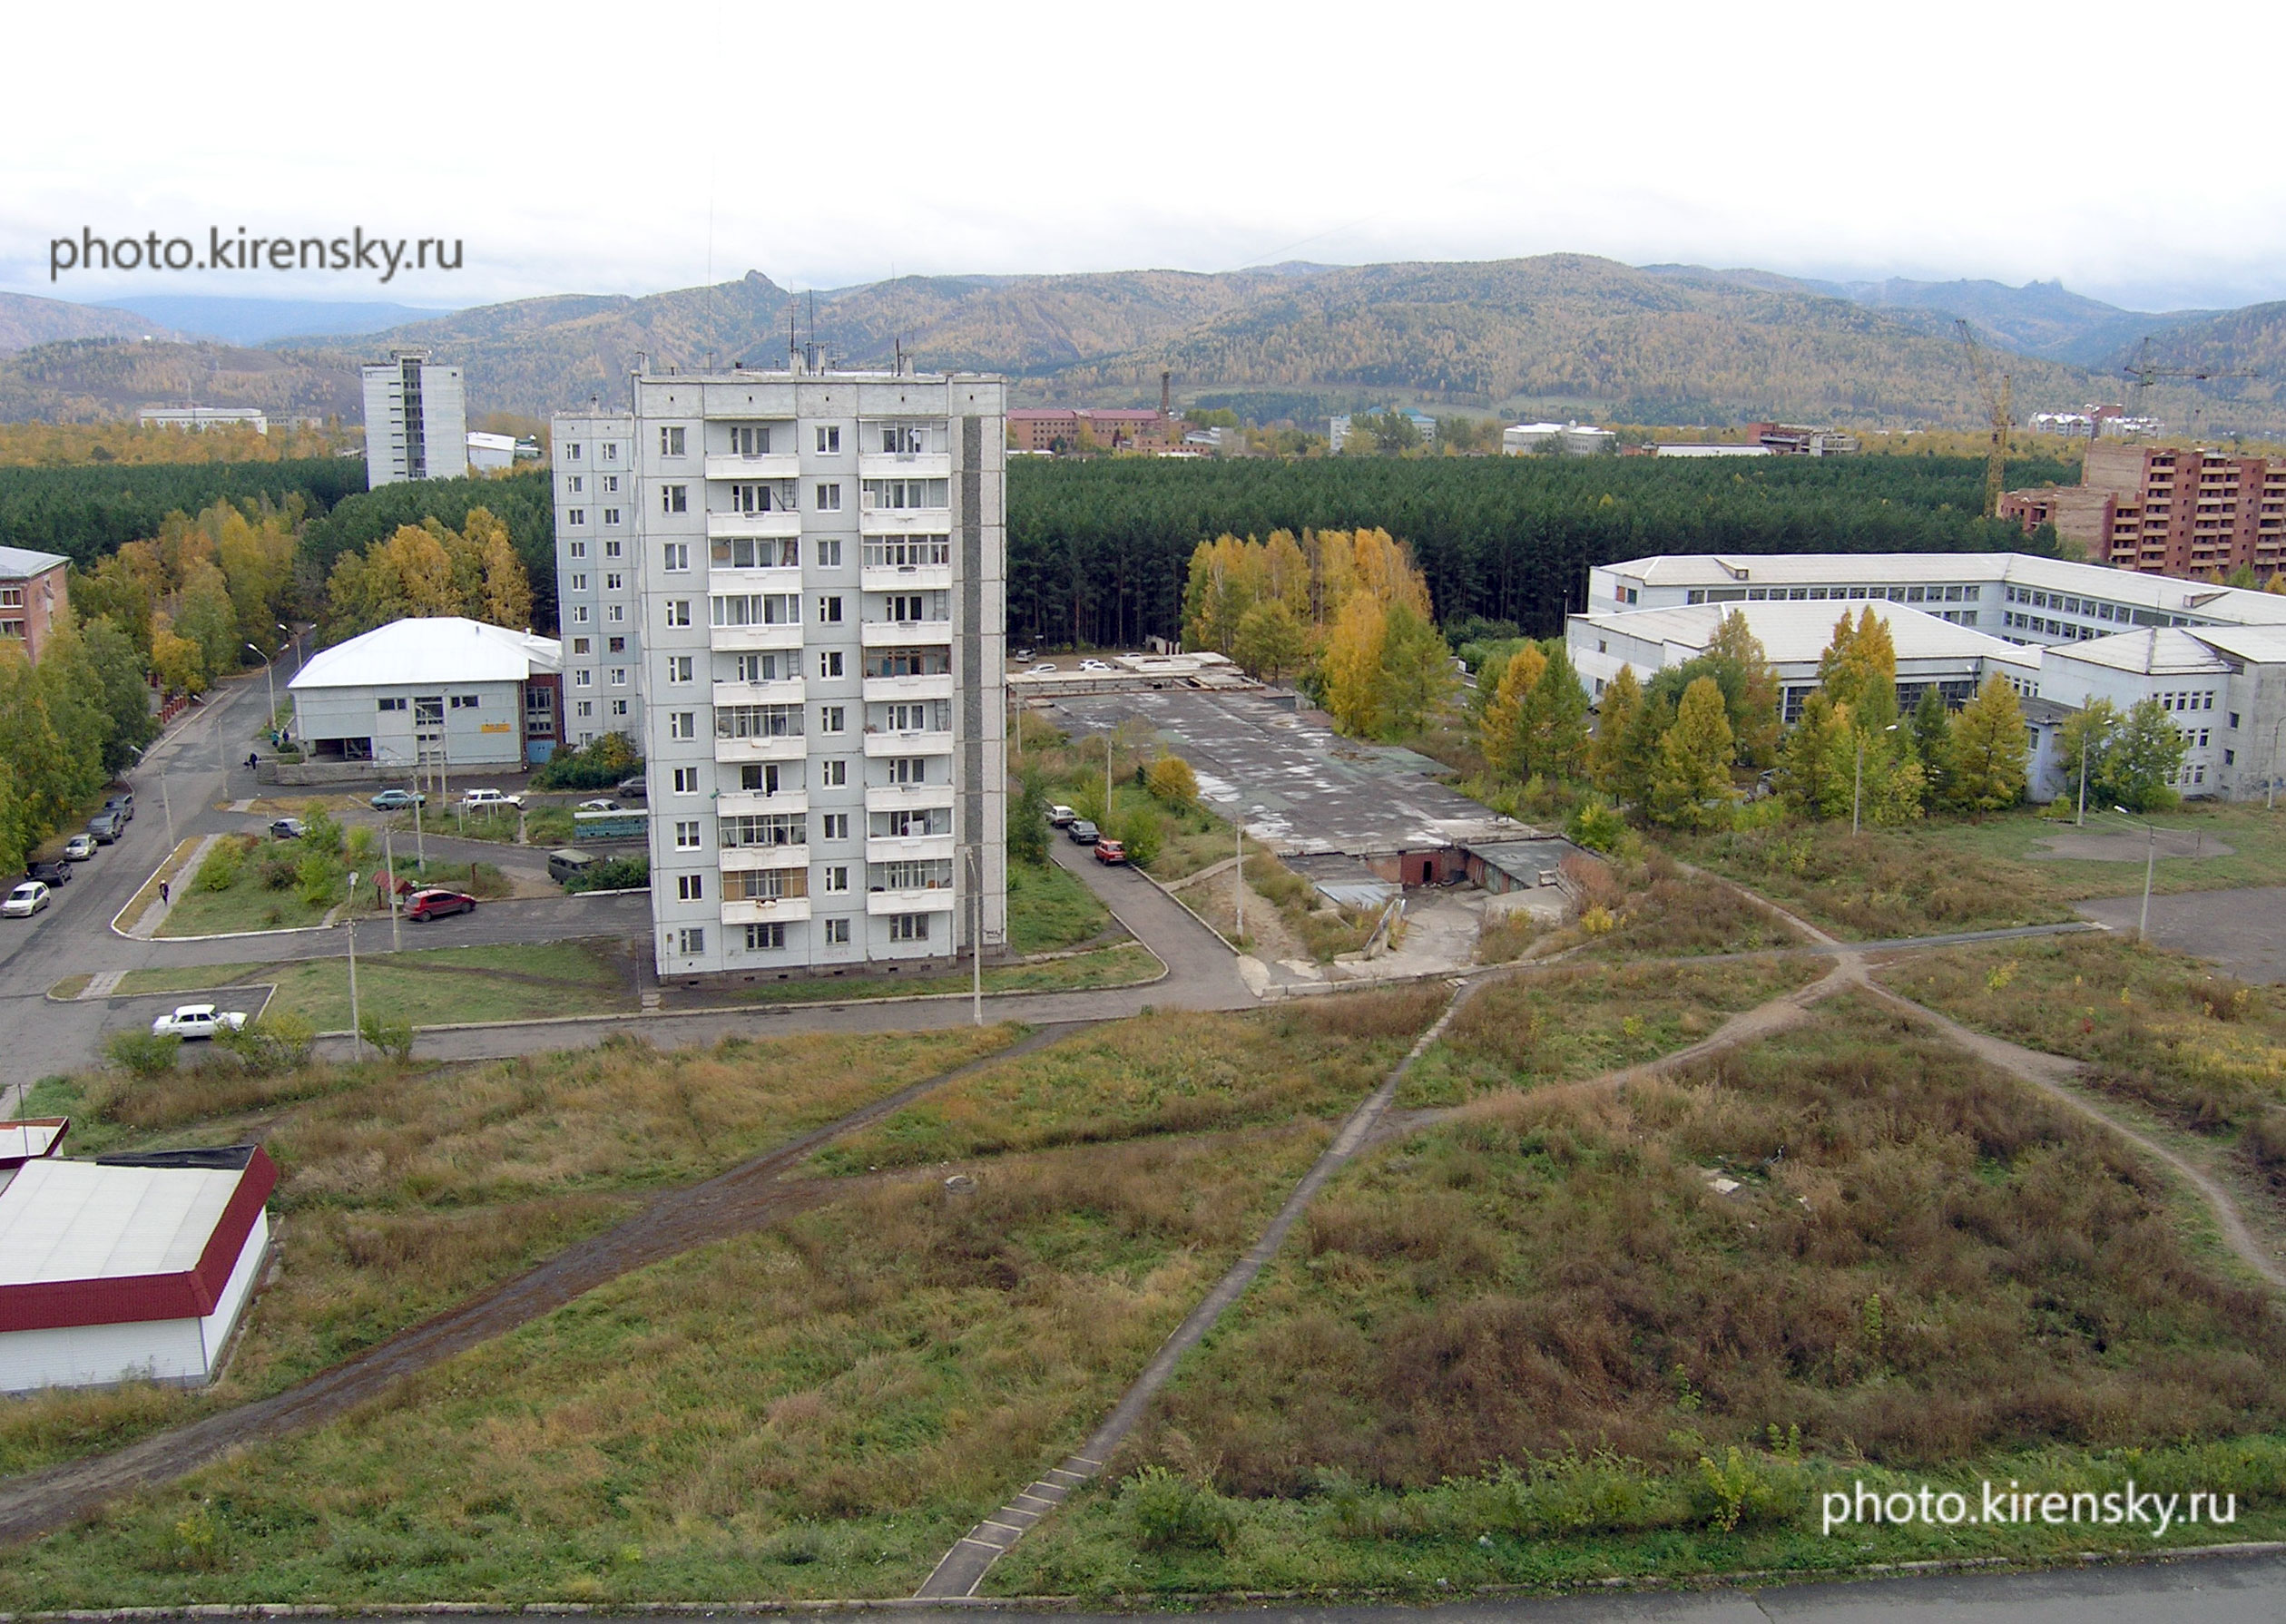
[288,617,563,770]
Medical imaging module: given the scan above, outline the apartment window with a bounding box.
[721,813,806,846]
[603,475,619,494]
[865,537,951,569]
[711,592,801,627]
[745,922,786,951]
[450,694,479,709]
[716,703,804,739]
[661,426,686,456]
[610,699,628,718]
[666,818,701,852]
[604,538,623,558]
[2231,712,2242,729]
[566,474,584,494]
[824,917,851,944]
[822,865,849,893]
[603,444,620,463]
[676,926,704,954]
[816,537,842,567]
[738,762,789,794]
[377,696,407,712]
[865,648,950,678]
[888,914,930,943]
[610,668,627,686]
[871,859,953,892]
[882,592,947,623]
[734,653,785,682]
[661,484,688,514]
[676,873,705,902]
[569,572,588,592]
[820,758,848,787]
[862,478,947,510]
[727,481,796,514]
[815,482,842,511]
[887,757,927,784]
[568,540,587,559]
[730,424,773,455]
[667,655,692,683]
[721,869,801,905]
[819,705,846,734]
[2226,749,2237,766]
[815,425,840,454]
[878,807,951,836]
[669,711,696,740]
[564,443,583,461]
[609,636,626,653]
[672,767,700,795]
[607,604,625,623]
[820,813,849,841]
[575,700,593,719]
[819,650,843,678]
[605,572,624,591]
[878,422,927,454]
[879,701,948,732]
[818,595,843,623]
[566,508,587,526]
[714,536,799,569]
[603,507,623,525]
[573,669,593,687]
[662,542,690,572]
[570,606,590,625]
[572,637,591,655]
[666,599,692,627]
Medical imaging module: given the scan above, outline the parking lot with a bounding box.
[2076,885,2286,983]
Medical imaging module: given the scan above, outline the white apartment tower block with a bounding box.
[550,410,643,750]
[360,350,467,487]
[561,366,1007,980]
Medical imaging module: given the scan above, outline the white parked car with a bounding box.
[1078,658,1113,672]
[1047,804,1077,827]
[150,1003,248,1040]
[2,881,49,917]
[577,797,622,812]
[1026,662,1059,675]
[459,788,525,811]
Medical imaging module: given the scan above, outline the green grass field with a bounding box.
[111,941,637,1031]
[1006,857,1113,954]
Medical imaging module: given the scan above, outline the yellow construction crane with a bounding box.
[1955,319,2011,518]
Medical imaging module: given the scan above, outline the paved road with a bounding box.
[2077,885,2286,983]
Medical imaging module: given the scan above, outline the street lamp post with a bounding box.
[346,870,363,1060]
[2112,807,2158,944]
[2076,726,2090,827]
[246,643,276,748]
[1852,723,1899,837]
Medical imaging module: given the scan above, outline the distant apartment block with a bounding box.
[360,350,467,487]
[548,409,643,751]
[1502,421,1613,456]
[1743,422,1859,455]
[1332,408,1438,454]
[558,363,1008,982]
[0,547,70,662]
[2002,442,2286,581]
[1006,407,1173,452]
[137,406,268,434]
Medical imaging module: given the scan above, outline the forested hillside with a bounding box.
[0,338,361,425]
[0,458,367,563]
[1006,455,2073,648]
[298,471,556,634]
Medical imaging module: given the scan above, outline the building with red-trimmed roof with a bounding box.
[0,1140,277,1393]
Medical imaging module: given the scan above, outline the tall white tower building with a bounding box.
[360,350,467,487]
[563,362,1006,980]
[549,409,643,749]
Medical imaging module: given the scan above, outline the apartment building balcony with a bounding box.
[714,734,807,765]
[866,834,956,864]
[707,564,802,592]
[715,789,808,817]
[705,453,800,481]
[864,782,956,815]
[709,621,804,653]
[859,508,953,535]
[860,617,953,649]
[707,509,802,539]
[713,677,805,707]
[857,451,950,480]
[866,885,957,916]
[721,896,812,926]
[720,844,809,873]
[860,563,953,592]
[861,672,954,703]
[862,728,954,758]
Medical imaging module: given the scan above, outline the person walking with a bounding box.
[159,879,170,905]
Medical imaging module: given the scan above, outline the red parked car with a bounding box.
[1092,837,1128,866]
[405,887,477,922]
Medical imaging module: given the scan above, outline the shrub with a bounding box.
[358,1014,415,1064]
[1010,776,1050,867]
[105,1029,182,1077]
[295,849,344,908]
[216,1012,316,1076]
[533,732,640,790]
[260,854,298,890]
[194,842,244,894]
[1121,1464,1237,1551]
[1146,755,1201,809]
[564,855,649,893]
[1118,807,1166,866]
[1565,797,1628,854]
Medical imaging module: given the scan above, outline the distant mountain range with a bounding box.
[2,257,2281,433]
[95,296,463,347]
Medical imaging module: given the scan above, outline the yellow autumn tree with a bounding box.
[467,506,534,629]
[1321,592,1388,737]
[1477,641,1546,778]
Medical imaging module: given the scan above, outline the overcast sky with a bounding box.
[8,0,2282,316]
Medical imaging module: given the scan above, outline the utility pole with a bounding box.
[384,823,401,953]
[346,871,363,1060]
[246,643,276,743]
[968,848,983,1027]
[2076,727,2090,827]
[1233,818,1244,944]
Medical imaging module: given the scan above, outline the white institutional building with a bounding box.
[552,362,1008,981]
[1573,552,2286,802]
[360,350,468,487]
